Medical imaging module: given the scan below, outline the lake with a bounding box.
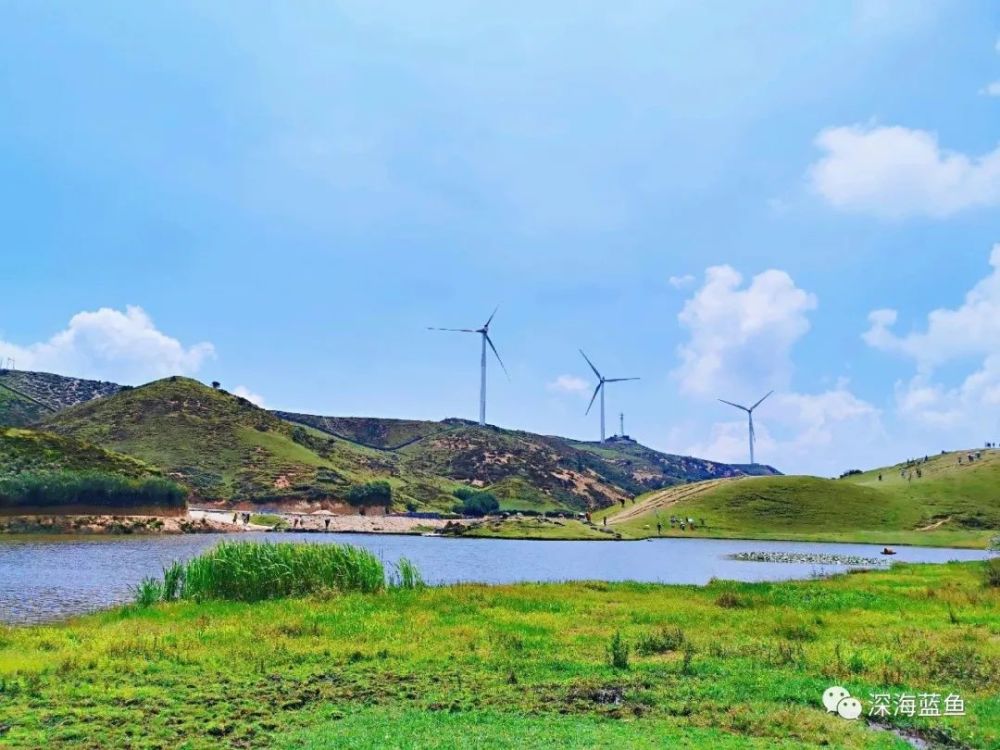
[0,533,991,624]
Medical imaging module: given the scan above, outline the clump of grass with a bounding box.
[635,626,686,655]
[715,591,747,609]
[133,541,411,604]
[606,630,630,670]
[983,558,1000,587]
[389,558,424,590]
[132,577,163,607]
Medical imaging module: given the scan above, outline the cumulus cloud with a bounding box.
[0,306,214,384]
[232,385,267,408]
[982,81,1000,97]
[676,382,882,475]
[865,244,1000,437]
[863,244,1000,370]
[547,374,590,396]
[668,274,695,290]
[809,124,1000,218]
[669,264,881,475]
[673,265,817,397]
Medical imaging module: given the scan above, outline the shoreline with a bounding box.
[0,509,993,550]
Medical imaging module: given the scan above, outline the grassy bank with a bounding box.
[572,451,1000,549]
[0,559,997,748]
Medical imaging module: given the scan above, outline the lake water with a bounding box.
[0,533,991,625]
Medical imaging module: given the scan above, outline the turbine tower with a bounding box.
[429,307,508,426]
[718,391,773,465]
[580,350,638,443]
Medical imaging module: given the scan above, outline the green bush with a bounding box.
[635,626,686,655]
[984,558,1000,588]
[0,470,187,510]
[454,491,499,517]
[134,542,424,604]
[346,480,392,507]
[606,630,630,670]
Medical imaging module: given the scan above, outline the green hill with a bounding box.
[0,427,186,514]
[282,414,773,511]
[15,369,777,513]
[601,449,1000,547]
[0,370,122,426]
[37,378,424,505]
[0,427,158,479]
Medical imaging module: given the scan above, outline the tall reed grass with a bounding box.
[134,541,423,605]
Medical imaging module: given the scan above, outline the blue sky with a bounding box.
[2,1,998,475]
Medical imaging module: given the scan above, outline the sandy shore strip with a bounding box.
[189,508,467,534]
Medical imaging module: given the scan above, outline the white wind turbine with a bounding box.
[428,307,508,426]
[718,390,773,466]
[580,350,638,443]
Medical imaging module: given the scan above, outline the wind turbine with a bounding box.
[580,350,638,443]
[718,390,773,465]
[428,307,508,426]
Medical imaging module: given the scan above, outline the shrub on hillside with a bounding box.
[0,471,187,510]
[984,558,1000,588]
[346,480,393,507]
[453,491,499,517]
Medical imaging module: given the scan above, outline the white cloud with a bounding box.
[676,383,882,475]
[982,81,1000,97]
[866,244,1000,439]
[0,306,214,384]
[669,264,882,475]
[232,385,267,408]
[673,265,817,397]
[809,124,1000,218]
[668,274,695,290]
[863,244,1000,370]
[547,374,590,396]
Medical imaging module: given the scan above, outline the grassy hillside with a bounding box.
[600,449,1000,547]
[0,382,53,427]
[286,414,775,512]
[37,377,437,505]
[0,427,186,513]
[275,412,458,449]
[0,370,121,426]
[4,370,777,513]
[0,427,157,479]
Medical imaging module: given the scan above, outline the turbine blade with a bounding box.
[484,333,509,379]
[585,382,602,415]
[427,327,477,333]
[718,398,749,411]
[579,349,602,380]
[604,377,640,382]
[484,305,499,329]
[750,390,774,411]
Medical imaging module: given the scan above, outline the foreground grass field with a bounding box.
[1,561,997,749]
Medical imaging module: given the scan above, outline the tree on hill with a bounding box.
[346,480,392,507]
[453,487,499,516]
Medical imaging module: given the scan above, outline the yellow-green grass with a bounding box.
[599,451,1000,549]
[1,561,997,748]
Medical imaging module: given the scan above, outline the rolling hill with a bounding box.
[7,369,777,512]
[36,377,439,506]
[0,369,122,426]
[279,412,775,510]
[599,449,1000,547]
[0,426,158,480]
